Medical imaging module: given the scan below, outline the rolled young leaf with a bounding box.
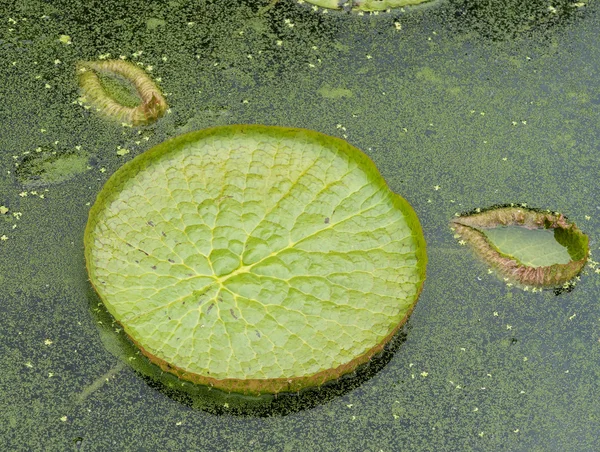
[77,59,168,126]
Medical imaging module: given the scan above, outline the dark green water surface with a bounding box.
[1,0,599,450]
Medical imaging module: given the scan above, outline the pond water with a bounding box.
[1,0,599,450]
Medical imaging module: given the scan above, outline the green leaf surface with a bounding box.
[481,226,571,267]
[85,125,426,394]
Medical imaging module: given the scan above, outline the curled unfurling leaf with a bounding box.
[77,59,168,126]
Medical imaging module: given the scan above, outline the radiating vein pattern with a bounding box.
[85,125,426,392]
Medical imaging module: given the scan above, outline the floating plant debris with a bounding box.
[302,0,433,12]
[451,206,588,288]
[77,60,168,126]
[85,125,427,395]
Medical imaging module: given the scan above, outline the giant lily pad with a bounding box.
[451,206,588,288]
[84,125,426,395]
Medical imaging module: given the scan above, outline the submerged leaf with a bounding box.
[16,148,90,187]
[85,125,427,395]
[77,60,168,126]
[451,206,588,288]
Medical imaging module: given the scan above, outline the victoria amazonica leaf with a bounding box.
[77,60,168,126]
[451,206,588,288]
[85,125,427,395]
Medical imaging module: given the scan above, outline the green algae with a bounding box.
[446,0,589,41]
[1,0,599,450]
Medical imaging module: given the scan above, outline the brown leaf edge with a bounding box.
[451,206,589,288]
[76,59,168,126]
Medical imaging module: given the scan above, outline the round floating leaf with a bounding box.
[85,125,427,395]
[451,206,589,288]
[77,60,168,126]
[302,0,433,12]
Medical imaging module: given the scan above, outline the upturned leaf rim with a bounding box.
[451,206,589,288]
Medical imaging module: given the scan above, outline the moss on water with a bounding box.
[1,0,599,450]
